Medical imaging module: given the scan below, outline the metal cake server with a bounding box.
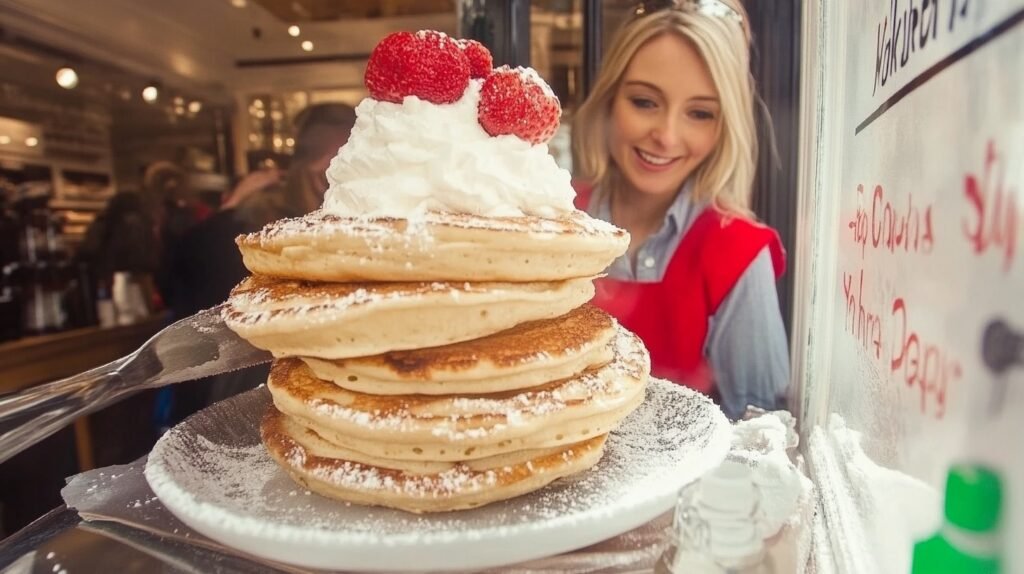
[0,304,272,463]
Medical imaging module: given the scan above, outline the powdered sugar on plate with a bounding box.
[144,380,730,571]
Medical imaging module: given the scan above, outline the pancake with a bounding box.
[236,209,629,283]
[301,304,616,395]
[266,325,649,461]
[224,274,595,359]
[261,407,607,513]
[270,409,591,475]
[284,399,637,463]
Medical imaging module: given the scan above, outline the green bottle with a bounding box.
[911,464,1003,574]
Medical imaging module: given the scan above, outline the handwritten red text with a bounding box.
[843,268,883,360]
[839,266,963,420]
[890,298,961,419]
[849,184,935,259]
[963,139,1019,271]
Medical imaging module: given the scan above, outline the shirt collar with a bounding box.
[591,178,701,237]
[662,179,695,238]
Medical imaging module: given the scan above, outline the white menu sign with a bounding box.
[793,0,1023,571]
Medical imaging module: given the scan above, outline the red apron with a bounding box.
[575,184,785,394]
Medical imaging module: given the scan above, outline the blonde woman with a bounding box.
[571,0,788,419]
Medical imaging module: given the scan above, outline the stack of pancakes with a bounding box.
[224,210,646,513]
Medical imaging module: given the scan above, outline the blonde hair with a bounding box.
[572,0,757,218]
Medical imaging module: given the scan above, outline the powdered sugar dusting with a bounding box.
[414,29,453,45]
[291,446,505,498]
[224,278,464,328]
[144,381,730,565]
[242,209,623,247]
[515,66,556,99]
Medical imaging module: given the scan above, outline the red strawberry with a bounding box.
[364,30,470,104]
[477,66,561,145]
[458,39,493,79]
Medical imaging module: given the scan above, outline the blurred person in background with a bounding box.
[79,161,208,311]
[144,160,214,240]
[77,192,159,281]
[160,102,357,426]
[147,161,213,312]
[570,0,788,419]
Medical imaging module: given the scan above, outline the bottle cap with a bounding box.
[945,464,1002,533]
[698,460,756,514]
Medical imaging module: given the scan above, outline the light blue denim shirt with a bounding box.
[590,182,790,419]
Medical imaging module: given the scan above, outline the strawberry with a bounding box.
[477,66,561,145]
[458,39,493,79]
[364,30,470,104]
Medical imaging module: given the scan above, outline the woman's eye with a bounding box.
[629,97,657,110]
[690,109,716,120]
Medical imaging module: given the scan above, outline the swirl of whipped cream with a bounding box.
[322,79,576,219]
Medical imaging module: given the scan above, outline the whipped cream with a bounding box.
[322,79,576,219]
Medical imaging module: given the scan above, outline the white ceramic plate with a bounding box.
[145,379,730,571]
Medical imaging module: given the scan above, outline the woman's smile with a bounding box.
[634,147,681,171]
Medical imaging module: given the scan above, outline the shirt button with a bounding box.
[643,256,656,268]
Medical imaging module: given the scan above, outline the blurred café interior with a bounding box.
[0,0,799,536]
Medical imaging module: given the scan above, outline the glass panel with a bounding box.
[530,1,583,170]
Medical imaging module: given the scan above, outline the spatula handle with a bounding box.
[0,357,130,463]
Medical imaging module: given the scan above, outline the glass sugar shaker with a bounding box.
[656,460,777,574]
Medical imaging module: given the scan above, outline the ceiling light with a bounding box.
[301,40,314,52]
[142,85,159,102]
[173,96,185,106]
[285,137,295,147]
[231,0,246,7]
[55,67,79,89]
[24,137,39,147]
[288,25,301,37]
[0,135,10,145]
[188,101,202,113]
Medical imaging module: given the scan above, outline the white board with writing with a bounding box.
[792,0,1023,571]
